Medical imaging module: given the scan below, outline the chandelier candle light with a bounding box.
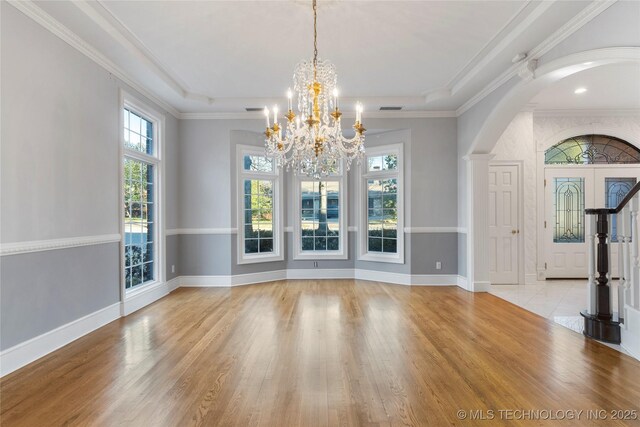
[264,0,365,178]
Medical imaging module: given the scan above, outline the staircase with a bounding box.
[584,183,640,359]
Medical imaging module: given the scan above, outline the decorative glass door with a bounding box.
[545,169,594,278]
[545,167,640,278]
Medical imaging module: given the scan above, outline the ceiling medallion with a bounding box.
[264,0,365,178]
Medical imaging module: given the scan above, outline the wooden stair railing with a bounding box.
[584,181,640,345]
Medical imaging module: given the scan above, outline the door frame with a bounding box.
[489,160,525,285]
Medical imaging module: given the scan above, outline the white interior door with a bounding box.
[545,168,594,278]
[594,167,640,277]
[489,164,519,284]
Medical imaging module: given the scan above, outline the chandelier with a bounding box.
[264,0,365,178]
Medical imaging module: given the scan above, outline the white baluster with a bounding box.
[631,195,640,311]
[587,214,597,316]
[608,213,614,317]
[619,206,629,322]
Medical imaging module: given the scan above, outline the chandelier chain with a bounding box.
[313,0,318,72]
[264,0,365,179]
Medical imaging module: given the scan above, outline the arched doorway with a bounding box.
[463,47,640,291]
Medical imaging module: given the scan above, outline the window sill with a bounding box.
[294,251,348,261]
[358,253,404,264]
[237,253,284,265]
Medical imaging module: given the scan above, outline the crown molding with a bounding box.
[0,234,121,256]
[449,1,555,95]
[71,1,216,105]
[178,110,457,120]
[533,108,640,118]
[7,0,181,118]
[9,0,617,120]
[456,0,616,117]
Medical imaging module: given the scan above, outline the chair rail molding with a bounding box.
[0,234,122,256]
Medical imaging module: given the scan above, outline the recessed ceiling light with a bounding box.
[574,87,587,94]
[583,62,593,65]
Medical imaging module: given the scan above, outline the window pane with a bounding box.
[553,177,585,243]
[243,179,275,254]
[606,177,636,242]
[243,154,273,172]
[245,239,259,254]
[545,135,640,165]
[259,238,274,253]
[368,237,382,252]
[300,180,340,252]
[124,158,155,288]
[124,108,154,155]
[367,178,398,254]
[302,237,314,250]
[368,154,398,171]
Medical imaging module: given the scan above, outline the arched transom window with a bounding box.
[545,134,640,165]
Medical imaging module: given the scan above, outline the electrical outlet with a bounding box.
[171,265,175,273]
[435,261,442,270]
[314,261,319,268]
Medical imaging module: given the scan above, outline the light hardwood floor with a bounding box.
[1,280,640,426]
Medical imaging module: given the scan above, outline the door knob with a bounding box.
[511,230,517,234]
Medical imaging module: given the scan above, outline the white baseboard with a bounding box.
[181,270,287,287]
[457,275,469,290]
[179,270,462,288]
[0,302,121,377]
[286,269,354,280]
[121,277,179,316]
[468,280,491,292]
[354,269,411,285]
[411,274,460,286]
[621,304,640,361]
[167,276,181,292]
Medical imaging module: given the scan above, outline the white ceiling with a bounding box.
[29,0,599,114]
[531,63,640,111]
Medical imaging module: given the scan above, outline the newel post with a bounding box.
[581,208,621,344]
[595,212,611,320]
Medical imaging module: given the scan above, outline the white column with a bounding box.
[464,153,495,292]
[587,214,597,315]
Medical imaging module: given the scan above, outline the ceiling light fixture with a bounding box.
[264,0,365,178]
[574,87,588,94]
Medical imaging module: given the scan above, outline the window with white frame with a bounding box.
[237,146,283,264]
[122,99,162,290]
[294,163,347,259]
[360,144,404,263]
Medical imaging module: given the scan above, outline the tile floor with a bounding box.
[489,279,628,354]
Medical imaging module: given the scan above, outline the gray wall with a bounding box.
[0,244,120,350]
[1,3,179,349]
[177,117,461,277]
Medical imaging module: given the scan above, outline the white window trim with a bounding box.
[236,145,284,264]
[293,163,348,260]
[358,143,405,264]
[119,90,165,297]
